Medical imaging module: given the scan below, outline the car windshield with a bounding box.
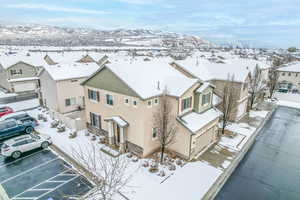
[31,134,41,140]
[0,107,7,112]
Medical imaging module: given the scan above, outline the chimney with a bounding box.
[157,81,160,90]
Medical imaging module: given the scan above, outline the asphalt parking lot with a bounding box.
[0,148,93,200]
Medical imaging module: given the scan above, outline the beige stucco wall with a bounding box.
[0,64,9,90]
[56,78,86,114]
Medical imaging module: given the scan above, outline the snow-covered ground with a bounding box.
[274,92,300,109]
[26,108,222,200]
[0,98,39,111]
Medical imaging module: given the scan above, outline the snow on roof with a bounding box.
[105,58,199,99]
[40,52,103,64]
[104,116,129,127]
[0,53,46,69]
[212,94,222,106]
[175,57,270,82]
[43,62,100,81]
[180,108,222,133]
[278,62,300,72]
[196,82,211,93]
[8,77,39,83]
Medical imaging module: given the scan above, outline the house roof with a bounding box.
[196,82,212,93]
[174,58,270,83]
[277,62,300,72]
[179,108,222,133]
[42,62,100,81]
[39,52,103,64]
[104,116,129,127]
[103,58,199,99]
[0,53,46,69]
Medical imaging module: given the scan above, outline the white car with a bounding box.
[1,134,52,159]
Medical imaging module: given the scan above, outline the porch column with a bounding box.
[108,121,114,145]
[119,127,126,153]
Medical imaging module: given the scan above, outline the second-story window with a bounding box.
[10,69,22,75]
[88,89,99,102]
[202,93,211,106]
[106,94,114,106]
[65,97,76,106]
[181,97,192,111]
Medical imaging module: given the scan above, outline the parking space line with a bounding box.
[11,169,72,199]
[0,158,59,184]
[35,176,80,200]
[0,150,48,169]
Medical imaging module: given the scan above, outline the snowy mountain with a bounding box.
[0,24,211,48]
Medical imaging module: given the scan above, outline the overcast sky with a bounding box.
[0,0,299,48]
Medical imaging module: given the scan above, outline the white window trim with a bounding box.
[147,100,152,108]
[89,90,99,102]
[106,94,114,107]
[154,98,159,106]
[132,99,138,108]
[124,98,130,106]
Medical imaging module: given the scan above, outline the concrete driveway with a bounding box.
[0,148,93,200]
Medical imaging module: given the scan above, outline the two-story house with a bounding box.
[0,54,44,93]
[39,61,101,130]
[81,59,221,160]
[276,62,300,93]
[171,57,270,121]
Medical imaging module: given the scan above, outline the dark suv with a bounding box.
[0,111,38,127]
[0,119,35,141]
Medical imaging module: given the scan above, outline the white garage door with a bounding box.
[13,82,36,92]
[236,101,247,119]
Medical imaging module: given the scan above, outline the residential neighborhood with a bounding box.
[0,1,300,200]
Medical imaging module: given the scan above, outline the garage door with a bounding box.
[13,82,36,92]
[236,100,247,119]
[192,127,215,157]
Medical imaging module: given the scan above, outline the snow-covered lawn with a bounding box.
[27,108,222,200]
[0,98,39,111]
[219,123,256,151]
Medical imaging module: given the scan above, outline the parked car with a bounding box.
[0,106,14,118]
[0,119,35,140]
[0,111,39,126]
[1,134,52,159]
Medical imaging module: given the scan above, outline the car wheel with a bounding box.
[25,126,34,134]
[12,151,21,159]
[41,141,49,149]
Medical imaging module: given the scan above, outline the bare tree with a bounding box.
[153,88,177,164]
[249,64,264,109]
[268,58,281,98]
[71,143,132,200]
[220,74,236,135]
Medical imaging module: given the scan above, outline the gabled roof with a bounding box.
[42,62,100,81]
[82,58,199,99]
[174,57,270,83]
[0,54,46,69]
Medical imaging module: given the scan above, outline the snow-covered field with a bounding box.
[274,92,300,109]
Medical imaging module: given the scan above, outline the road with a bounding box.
[215,106,300,200]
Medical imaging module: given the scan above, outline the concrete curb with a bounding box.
[0,184,10,200]
[202,106,277,200]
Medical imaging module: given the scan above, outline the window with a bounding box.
[70,79,78,82]
[133,100,138,107]
[282,72,285,76]
[88,89,99,102]
[296,73,298,77]
[288,72,291,76]
[124,98,129,105]
[106,94,114,106]
[90,112,101,129]
[243,82,248,90]
[10,69,22,75]
[154,98,159,105]
[65,97,76,106]
[12,140,27,147]
[152,128,158,139]
[147,100,152,107]
[202,93,211,105]
[181,97,192,111]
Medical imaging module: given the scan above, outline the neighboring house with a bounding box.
[171,57,270,121]
[81,59,221,160]
[0,54,44,93]
[276,62,300,93]
[43,52,104,65]
[39,62,101,130]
